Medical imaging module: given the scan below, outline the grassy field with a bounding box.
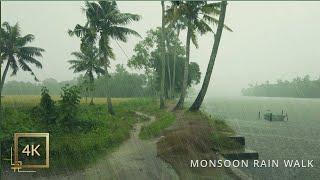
[2,95,132,107]
[0,95,168,175]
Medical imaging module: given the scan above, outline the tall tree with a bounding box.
[167,1,230,110]
[189,1,230,111]
[160,1,166,108]
[68,46,105,105]
[166,2,186,99]
[69,1,140,114]
[129,28,201,99]
[0,22,44,93]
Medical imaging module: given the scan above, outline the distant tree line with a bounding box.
[242,75,320,98]
[2,64,146,97]
[2,63,200,99]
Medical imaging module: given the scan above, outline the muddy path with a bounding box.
[33,112,179,180]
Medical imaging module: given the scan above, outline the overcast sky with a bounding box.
[2,1,320,96]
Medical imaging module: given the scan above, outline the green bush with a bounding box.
[1,98,157,173]
[58,85,81,130]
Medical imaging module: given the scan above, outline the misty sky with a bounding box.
[2,1,320,96]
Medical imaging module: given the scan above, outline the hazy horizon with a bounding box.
[2,1,320,96]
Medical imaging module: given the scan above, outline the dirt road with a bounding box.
[34,112,179,180]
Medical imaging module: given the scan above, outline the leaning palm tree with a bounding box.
[69,1,141,114]
[189,1,230,111]
[0,22,44,93]
[68,46,105,105]
[167,1,231,110]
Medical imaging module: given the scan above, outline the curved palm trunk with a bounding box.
[0,60,11,93]
[160,1,166,108]
[174,19,191,110]
[189,1,228,111]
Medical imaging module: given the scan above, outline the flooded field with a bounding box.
[202,96,320,180]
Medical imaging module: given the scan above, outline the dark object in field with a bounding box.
[259,110,288,121]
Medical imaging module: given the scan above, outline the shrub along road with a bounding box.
[35,112,178,180]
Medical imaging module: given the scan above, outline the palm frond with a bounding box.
[190,30,199,48]
[109,26,141,42]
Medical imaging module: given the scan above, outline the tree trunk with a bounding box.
[165,36,172,99]
[172,48,176,99]
[160,1,166,109]
[85,88,88,104]
[104,65,115,115]
[172,28,180,99]
[90,90,94,105]
[89,81,94,105]
[0,60,11,93]
[174,19,192,110]
[189,1,227,111]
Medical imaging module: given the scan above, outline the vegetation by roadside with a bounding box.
[155,106,239,179]
[139,106,176,139]
[0,95,156,174]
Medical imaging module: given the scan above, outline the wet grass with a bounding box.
[139,112,175,139]
[156,108,238,179]
[0,97,155,174]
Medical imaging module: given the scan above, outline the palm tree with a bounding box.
[0,22,45,93]
[167,1,230,110]
[189,1,230,111]
[69,1,141,114]
[68,46,105,105]
[160,1,166,108]
[166,2,186,99]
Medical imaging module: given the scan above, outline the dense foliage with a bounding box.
[129,28,201,98]
[0,89,160,172]
[242,75,320,98]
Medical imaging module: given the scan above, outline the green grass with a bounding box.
[0,97,157,173]
[127,99,175,140]
[139,112,175,139]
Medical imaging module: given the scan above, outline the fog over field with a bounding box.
[2,1,320,96]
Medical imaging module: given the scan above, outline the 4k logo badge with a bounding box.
[11,133,49,172]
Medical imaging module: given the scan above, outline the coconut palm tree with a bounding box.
[167,1,231,110]
[166,2,186,99]
[189,1,230,111]
[0,22,45,93]
[69,1,141,114]
[68,46,105,105]
[160,1,166,108]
